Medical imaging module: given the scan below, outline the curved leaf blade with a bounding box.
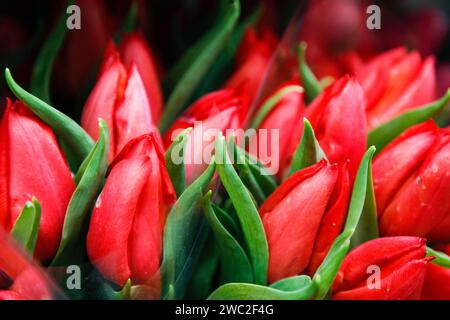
[203,191,253,283]
[207,281,317,300]
[10,197,41,255]
[289,118,326,176]
[368,89,450,154]
[298,42,321,104]
[312,146,376,299]
[427,247,450,268]
[30,0,72,103]
[51,119,109,266]
[165,127,192,197]
[5,68,94,168]
[159,0,240,133]
[215,133,268,285]
[160,160,216,299]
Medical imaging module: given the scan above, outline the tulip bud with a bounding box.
[81,41,160,162]
[164,89,246,186]
[249,82,304,178]
[119,32,163,123]
[289,75,367,180]
[87,134,176,286]
[332,237,429,300]
[373,121,450,242]
[357,47,436,129]
[0,100,75,262]
[259,160,350,283]
[224,27,277,105]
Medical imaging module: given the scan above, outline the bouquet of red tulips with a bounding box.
[1,0,450,301]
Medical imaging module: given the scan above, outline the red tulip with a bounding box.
[87,134,176,286]
[288,75,367,180]
[164,89,246,186]
[81,41,160,162]
[373,121,450,242]
[421,263,450,300]
[249,81,304,178]
[332,237,430,300]
[119,32,163,123]
[224,27,277,106]
[259,160,350,283]
[357,47,436,129]
[0,100,75,262]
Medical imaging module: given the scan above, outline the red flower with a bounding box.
[373,121,450,242]
[224,27,277,106]
[332,237,430,300]
[164,89,246,185]
[87,134,176,286]
[119,32,163,123]
[357,47,436,129]
[0,100,75,262]
[259,160,350,283]
[287,76,367,180]
[249,81,304,178]
[81,41,160,162]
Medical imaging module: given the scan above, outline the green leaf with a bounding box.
[113,1,138,44]
[368,89,450,154]
[159,0,240,133]
[4,68,94,168]
[312,146,376,299]
[427,247,450,268]
[289,118,326,176]
[191,5,261,100]
[160,160,216,299]
[350,158,378,249]
[270,275,312,291]
[186,235,219,299]
[165,127,192,197]
[207,281,317,300]
[51,119,109,266]
[250,85,303,129]
[212,203,242,240]
[10,197,41,255]
[232,141,277,205]
[298,42,322,104]
[30,0,72,103]
[215,133,268,285]
[113,279,132,300]
[203,191,253,283]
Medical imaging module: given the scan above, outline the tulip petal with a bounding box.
[373,120,438,214]
[87,155,151,286]
[380,133,450,237]
[261,160,338,283]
